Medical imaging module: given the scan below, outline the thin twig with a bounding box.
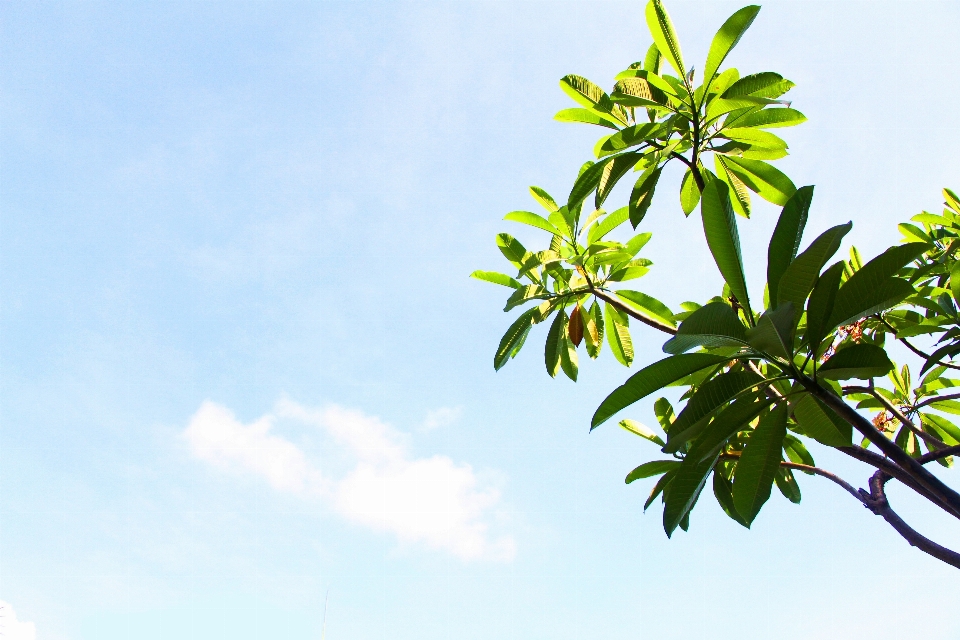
[915,392,960,409]
[918,444,960,465]
[841,385,946,450]
[876,315,960,372]
[719,453,864,503]
[589,288,678,335]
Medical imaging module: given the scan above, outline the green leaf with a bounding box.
[735,107,807,129]
[629,166,663,228]
[921,413,960,444]
[544,310,567,377]
[568,159,610,211]
[559,75,625,126]
[591,353,730,429]
[504,211,563,236]
[597,152,643,208]
[644,43,663,74]
[702,5,760,89]
[503,284,549,311]
[496,233,529,268]
[745,302,796,359]
[783,433,815,472]
[713,470,750,526]
[776,222,852,311]
[791,394,852,447]
[494,307,537,370]
[470,270,521,289]
[715,155,752,218]
[604,302,634,368]
[805,261,844,352]
[818,344,894,380]
[620,419,666,447]
[529,186,559,212]
[615,290,676,328]
[560,334,579,381]
[554,107,620,130]
[645,0,685,78]
[626,460,680,484]
[733,403,787,525]
[596,123,666,158]
[686,392,774,463]
[721,156,796,205]
[587,206,629,244]
[775,467,802,503]
[950,261,960,307]
[723,72,793,99]
[720,127,788,151]
[663,369,763,453]
[662,449,716,537]
[644,471,674,511]
[828,243,927,328]
[700,179,752,316]
[662,301,748,354]
[583,302,603,359]
[766,186,813,308]
[680,168,700,215]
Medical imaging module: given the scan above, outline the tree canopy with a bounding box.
[474,0,960,569]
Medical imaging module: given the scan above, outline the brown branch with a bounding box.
[876,315,960,372]
[860,471,960,570]
[917,444,960,465]
[915,392,960,409]
[719,452,864,504]
[802,380,960,519]
[841,385,946,450]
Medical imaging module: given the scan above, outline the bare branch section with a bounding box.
[861,472,960,570]
[842,385,946,450]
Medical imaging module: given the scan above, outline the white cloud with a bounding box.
[183,399,514,562]
[421,406,462,432]
[0,601,36,640]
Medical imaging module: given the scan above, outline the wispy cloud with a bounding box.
[421,406,462,432]
[0,601,37,640]
[183,399,514,562]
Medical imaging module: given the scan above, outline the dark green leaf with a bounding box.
[544,310,567,377]
[597,152,643,208]
[765,186,812,307]
[680,168,700,215]
[568,160,609,211]
[714,469,750,526]
[733,403,787,525]
[644,471,674,511]
[625,459,679,484]
[591,353,730,429]
[663,449,716,537]
[721,156,796,205]
[745,302,795,359]
[776,223,851,311]
[686,392,774,463]
[700,180,752,316]
[494,307,537,370]
[791,394,852,447]
[775,467,802,503]
[819,343,894,380]
[805,261,844,352]
[783,433,815,473]
[629,166,663,227]
[664,369,763,452]
[950,261,960,307]
[828,243,928,328]
[663,301,747,354]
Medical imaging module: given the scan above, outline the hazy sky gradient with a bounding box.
[2,1,960,638]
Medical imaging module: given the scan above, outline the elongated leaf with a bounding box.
[597,123,666,158]
[559,75,625,126]
[777,222,851,310]
[703,5,760,88]
[720,127,788,150]
[818,343,894,380]
[921,413,960,444]
[687,392,773,463]
[604,302,634,368]
[583,303,602,358]
[629,166,663,227]
[645,0,685,78]
[626,460,679,484]
[615,290,676,328]
[620,419,666,446]
[791,394,851,447]
[662,301,747,354]
[775,467,802,503]
[721,156,796,205]
[714,470,749,526]
[715,155,752,218]
[806,261,844,352]
[766,186,813,308]
[733,403,787,525]
[496,233,529,267]
[680,168,700,215]
[568,159,610,211]
[783,433,815,472]
[529,186,559,212]
[700,180,752,316]
[588,206,629,244]
[745,302,795,359]
[663,449,716,537]
[470,270,521,289]
[554,107,620,130]
[736,107,806,128]
[560,334,579,381]
[503,284,549,311]
[597,152,643,208]
[664,369,762,452]
[592,353,730,429]
[504,211,563,236]
[723,72,793,99]
[828,243,927,328]
[644,471,674,510]
[494,307,537,370]
[544,310,567,377]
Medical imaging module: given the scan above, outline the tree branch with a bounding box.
[860,471,960,570]
[917,444,960,465]
[589,289,678,336]
[876,315,960,372]
[841,385,946,450]
[915,392,960,409]
[780,461,865,503]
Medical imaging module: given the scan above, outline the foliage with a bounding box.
[474,0,960,568]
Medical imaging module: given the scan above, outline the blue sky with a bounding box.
[2,1,960,638]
